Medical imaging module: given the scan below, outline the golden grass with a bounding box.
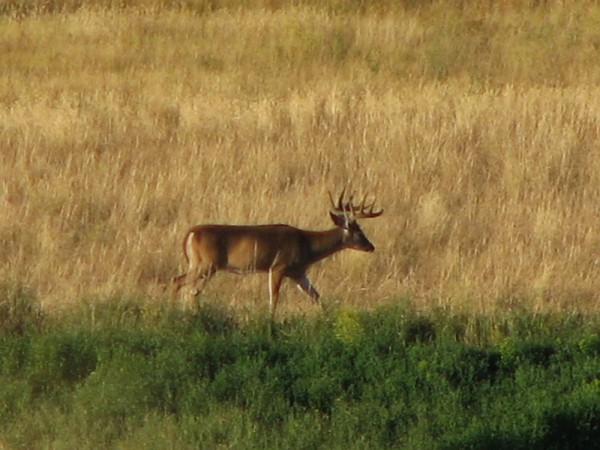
[2,1,600,316]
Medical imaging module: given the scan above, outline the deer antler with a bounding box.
[329,188,383,219]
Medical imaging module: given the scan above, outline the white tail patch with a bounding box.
[185,231,198,270]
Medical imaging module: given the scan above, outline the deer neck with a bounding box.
[305,228,346,264]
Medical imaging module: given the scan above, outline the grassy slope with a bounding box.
[1,298,600,448]
[2,1,600,315]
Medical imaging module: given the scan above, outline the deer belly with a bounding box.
[223,264,257,275]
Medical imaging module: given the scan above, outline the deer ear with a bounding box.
[330,211,348,229]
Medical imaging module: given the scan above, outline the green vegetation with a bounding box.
[2,292,600,448]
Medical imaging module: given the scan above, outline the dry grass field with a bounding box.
[2,0,600,316]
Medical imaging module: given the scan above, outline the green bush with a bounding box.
[26,332,97,396]
[2,303,600,448]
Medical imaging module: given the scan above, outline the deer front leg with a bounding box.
[292,274,321,304]
[268,269,284,320]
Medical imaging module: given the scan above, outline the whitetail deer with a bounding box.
[171,190,383,317]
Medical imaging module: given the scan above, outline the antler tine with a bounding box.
[354,194,384,219]
[345,190,362,216]
[328,190,337,210]
[338,187,347,211]
[329,189,383,218]
[359,193,368,212]
[329,188,348,221]
[366,195,377,212]
[331,187,350,213]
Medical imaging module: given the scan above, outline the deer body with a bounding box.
[183,224,354,274]
[172,191,382,317]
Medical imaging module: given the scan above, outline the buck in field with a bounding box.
[171,190,383,317]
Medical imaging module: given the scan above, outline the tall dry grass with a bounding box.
[2,1,600,315]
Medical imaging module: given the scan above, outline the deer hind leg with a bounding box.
[170,272,188,300]
[171,265,215,301]
[190,266,216,297]
[172,266,216,311]
[171,230,215,302]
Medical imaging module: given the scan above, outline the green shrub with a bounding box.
[578,334,600,356]
[500,338,556,371]
[535,397,600,449]
[0,377,32,423]
[403,315,437,345]
[1,304,600,448]
[27,332,97,395]
[435,345,502,388]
